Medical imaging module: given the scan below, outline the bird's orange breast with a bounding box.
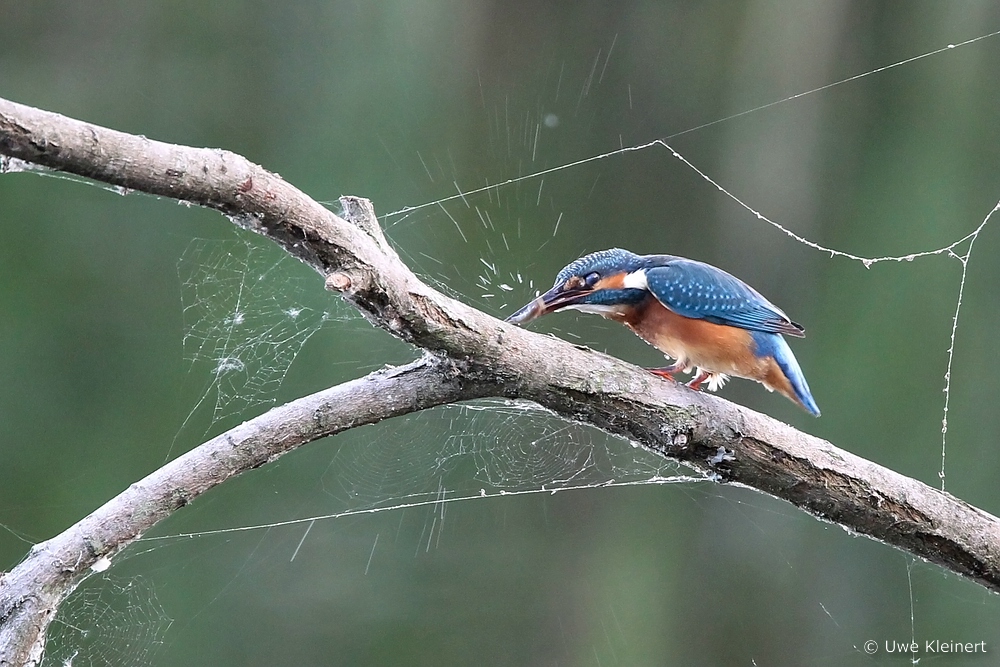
[618,299,758,376]
[615,299,798,402]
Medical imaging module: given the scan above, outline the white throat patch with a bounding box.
[622,269,647,290]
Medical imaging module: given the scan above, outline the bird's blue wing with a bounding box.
[644,259,805,336]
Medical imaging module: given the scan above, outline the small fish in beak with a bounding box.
[505,296,546,325]
[505,280,592,325]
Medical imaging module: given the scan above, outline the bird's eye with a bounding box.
[584,272,601,288]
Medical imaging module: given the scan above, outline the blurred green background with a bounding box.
[3,1,1000,665]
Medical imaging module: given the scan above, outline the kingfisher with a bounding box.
[506,248,820,416]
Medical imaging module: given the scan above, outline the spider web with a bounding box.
[312,400,689,512]
[173,237,356,444]
[42,575,172,667]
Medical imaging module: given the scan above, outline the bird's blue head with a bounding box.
[506,248,649,325]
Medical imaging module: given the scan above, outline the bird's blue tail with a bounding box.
[752,332,821,417]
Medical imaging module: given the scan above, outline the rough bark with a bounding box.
[1,97,999,665]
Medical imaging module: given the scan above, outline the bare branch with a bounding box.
[2,97,999,665]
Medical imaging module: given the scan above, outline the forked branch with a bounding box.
[1,97,999,666]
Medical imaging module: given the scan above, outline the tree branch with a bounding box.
[0,355,488,666]
[2,97,999,665]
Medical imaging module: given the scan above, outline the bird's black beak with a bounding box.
[505,285,589,325]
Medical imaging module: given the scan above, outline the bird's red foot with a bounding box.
[686,370,711,391]
[648,364,685,381]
